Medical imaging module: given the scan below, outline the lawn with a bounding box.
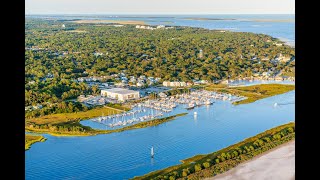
[26,106,125,125]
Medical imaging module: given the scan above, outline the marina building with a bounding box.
[101,88,140,102]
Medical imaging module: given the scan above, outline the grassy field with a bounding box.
[26,112,187,137]
[25,134,46,150]
[133,122,295,180]
[26,106,125,125]
[205,84,295,105]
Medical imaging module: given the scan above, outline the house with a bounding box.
[261,56,270,61]
[221,80,229,84]
[163,81,170,87]
[28,81,36,85]
[186,82,193,86]
[275,76,284,81]
[137,82,145,87]
[278,54,291,62]
[262,72,270,77]
[115,82,126,87]
[98,98,106,105]
[157,25,165,29]
[158,92,167,98]
[101,88,140,102]
[33,104,43,110]
[170,82,181,87]
[200,80,208,84]
[180,82,187,86]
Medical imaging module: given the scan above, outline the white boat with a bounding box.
[151,146,154,158]
[205,100,213,105]
[186,102,195,110]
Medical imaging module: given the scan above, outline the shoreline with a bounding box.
[132,122,295,180]
[25,113,187,137]
[208,140,295,180]
[25,134,47,151]
[205,84,295,105]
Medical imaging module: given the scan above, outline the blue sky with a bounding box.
[26,0,295,15]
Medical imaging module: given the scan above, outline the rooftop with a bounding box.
[101,88,138,95]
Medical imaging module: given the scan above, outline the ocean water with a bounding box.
[26,90,295,180]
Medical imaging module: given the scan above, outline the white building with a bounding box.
[157,25,165,29]
[101,88,140,102]
[163,81,170,87]
[180,82,187,86]
[158,92,167,98]
[137,82,144,87]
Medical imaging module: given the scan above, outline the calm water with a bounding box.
[80,106,188,130]
[26,90,295,180]
[27,14,295,45]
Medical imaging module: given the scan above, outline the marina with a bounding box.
[80,90,246,130]
[26,90,295,180]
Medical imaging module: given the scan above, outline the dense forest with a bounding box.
[25,18,295,110]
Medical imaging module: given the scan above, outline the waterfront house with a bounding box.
[221,80,229,84]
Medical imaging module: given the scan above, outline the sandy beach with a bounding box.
[208,140,295,180]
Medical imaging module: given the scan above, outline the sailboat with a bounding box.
[151,146,154,158]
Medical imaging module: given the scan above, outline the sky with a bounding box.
[25,0,295,15]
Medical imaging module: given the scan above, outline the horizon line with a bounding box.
[25,13,295,15]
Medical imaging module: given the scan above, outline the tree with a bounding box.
[182,168,190,177]
[203,162,211,169]
[215,158,220,164]
[194,164,202,172]
[91,85,99,95]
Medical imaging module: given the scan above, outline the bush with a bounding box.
[203,162,211,169]
[215,158,220,164]
[194,164,202,172]
[182,168,190,177]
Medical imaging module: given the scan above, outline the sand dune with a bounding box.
[208,140,295,180]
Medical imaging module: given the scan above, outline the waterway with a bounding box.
[26,90,294,180]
